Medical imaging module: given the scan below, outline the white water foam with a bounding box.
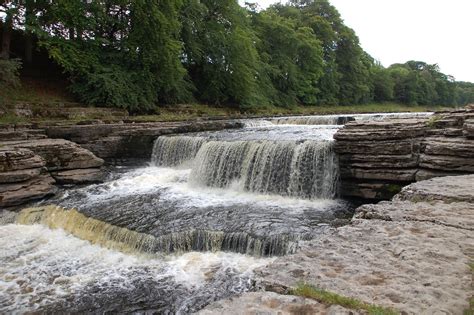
[0,224,271,313]
[59,166,340,211]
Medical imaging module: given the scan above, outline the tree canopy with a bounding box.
[1,0,473,112]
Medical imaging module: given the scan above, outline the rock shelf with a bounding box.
[334,108,474,200]
[200,175,473,314]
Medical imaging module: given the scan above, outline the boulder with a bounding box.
[394,175,474,204]
[0,139,105,207]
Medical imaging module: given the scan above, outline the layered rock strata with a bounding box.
[334,108,474,200]
[44,120,243,164]
[200,175,473,314]
[0,139,104,207]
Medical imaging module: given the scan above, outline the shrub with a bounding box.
[0,58,22,88]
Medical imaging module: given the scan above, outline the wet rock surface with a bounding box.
[249,175,474,314]
[334,108,474,200]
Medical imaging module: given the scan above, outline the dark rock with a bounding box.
[45,120,243,161]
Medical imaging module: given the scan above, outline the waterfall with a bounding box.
[151,136,206,166]
[270,112,432,125]
[16,206,298,256]
[271,115,353,125]
[190,140,339,199]
[242,120,275,128]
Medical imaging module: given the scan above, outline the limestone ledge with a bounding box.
[200,175,473,315]
[44,120,243,162]
[334,108,474,200]
[0,139,105,208]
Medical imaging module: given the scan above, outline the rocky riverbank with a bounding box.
[334,108,474,200]
[200,175,474,314]
[0,138,104,207]
[0,120,242,207]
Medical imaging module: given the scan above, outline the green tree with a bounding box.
[372,64,394,102]
[253,11,323,106]
[181,0,263,108]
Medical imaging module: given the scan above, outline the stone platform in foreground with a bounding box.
[200,175,474,314]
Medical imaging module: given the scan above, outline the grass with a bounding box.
[426,115,442,128]
[0,113,28,125]
[291,283,399,315]
[465,262,474,315]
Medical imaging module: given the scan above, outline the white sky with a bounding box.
[240,0,474,82]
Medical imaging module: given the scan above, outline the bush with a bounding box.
[0,58,22,88]
[69,65,157,113]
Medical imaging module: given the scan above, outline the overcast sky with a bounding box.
[240,0,474,82]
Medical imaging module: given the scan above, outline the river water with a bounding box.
[0,112,431,313]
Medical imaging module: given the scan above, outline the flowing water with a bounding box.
[268,111,432,125]
[0,113,426,313]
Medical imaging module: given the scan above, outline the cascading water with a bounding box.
[189,140,338,199]
[2,117,371,313]
[270,112,432,125]
[152,136,206,167]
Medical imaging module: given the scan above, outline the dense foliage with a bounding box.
[1,0,473,111]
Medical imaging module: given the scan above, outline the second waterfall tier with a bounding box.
[152,126,340,200]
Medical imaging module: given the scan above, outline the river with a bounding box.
[0,112,431,313]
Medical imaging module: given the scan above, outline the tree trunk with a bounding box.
[69,28,75,40]
[1,14,13,60]
[24,2,33,64]
[25,33,33,64]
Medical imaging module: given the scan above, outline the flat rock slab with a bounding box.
[51,168,105,185]
[255,175,474,314]
[395,175,474,203]
[198,292,361,315]
[257,219,472,314]
[356,200,474,231]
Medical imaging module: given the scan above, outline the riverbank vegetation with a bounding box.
[291,283,398,315]
[1,0,474,114]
